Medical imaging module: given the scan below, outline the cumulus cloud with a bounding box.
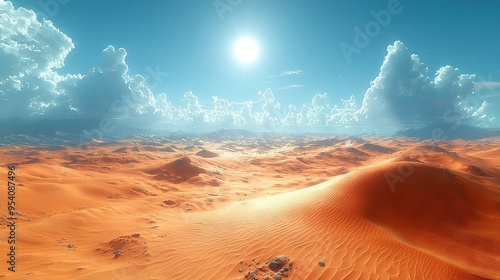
[100,45,128,74]
[0,0,77,118]
[0,0,496,135]
[51,45,157,120]
[328,96,360,125]
[357,41,494,126]
[0,2,158,122]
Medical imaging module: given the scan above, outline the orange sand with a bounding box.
[0,136,499,279]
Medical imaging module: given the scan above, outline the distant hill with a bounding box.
[0,119,101,136]
[0,119,168,145]
[203,129,258,141]
[395,123,500,140]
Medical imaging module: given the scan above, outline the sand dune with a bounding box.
[196,149,220,158]
[0,137,498,279]
[143,156,206,184]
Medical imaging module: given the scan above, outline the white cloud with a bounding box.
[357,41,493,126]
[0,1,496,135]
[66,46,157,120]
[279,84,305,90]
[328,95,359,125]
[270,70,302,78]
[100,45,128,74]
[0,0,76,118]
[0,1,157,122]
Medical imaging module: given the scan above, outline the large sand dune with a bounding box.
[0,136,499,279]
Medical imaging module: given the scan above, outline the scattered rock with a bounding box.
[269,255,290,272]
[244,255,293,279]
[131,233,140,238]
[67,244,75,248]
[113,250,122,259]
[239,268,244,273]
[163,199,176,205]
[244,271,258,280]
[318,260,325,267]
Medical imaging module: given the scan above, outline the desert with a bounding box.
[1,135,499,279]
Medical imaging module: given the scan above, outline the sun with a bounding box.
[234,37,259,63]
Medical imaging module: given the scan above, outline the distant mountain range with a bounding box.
[0,119,160,145]
[1,119,499,145]
[394,123,500,140]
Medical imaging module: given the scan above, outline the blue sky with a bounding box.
[2,0,500,133]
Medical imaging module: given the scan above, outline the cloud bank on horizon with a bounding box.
[0,1,496,133]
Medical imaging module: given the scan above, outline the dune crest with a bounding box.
[144,156,206,183]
